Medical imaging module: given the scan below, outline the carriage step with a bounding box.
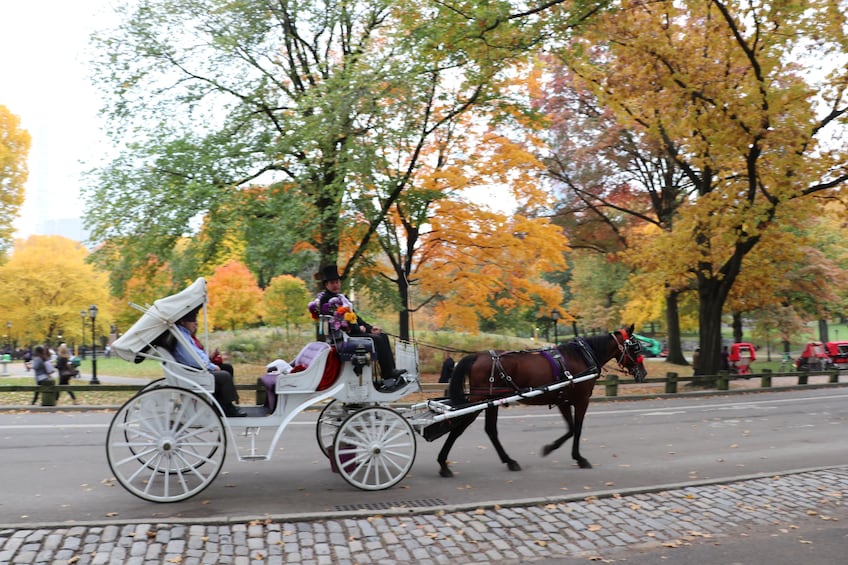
[241,455,269,461]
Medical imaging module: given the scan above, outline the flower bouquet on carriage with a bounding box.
[308,295,359,340]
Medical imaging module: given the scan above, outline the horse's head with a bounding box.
[613,324,647,383]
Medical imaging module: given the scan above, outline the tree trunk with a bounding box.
[664,291,687,365]
[818,319,828,342]
[732,313,743,343]
[398,276,410,341]
[696,275,734,385]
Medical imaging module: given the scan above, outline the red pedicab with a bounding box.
[823,341,848,370]
[728,342,756,375]
[795,341,832,372]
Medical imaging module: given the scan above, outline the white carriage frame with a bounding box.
[107,277,422,502]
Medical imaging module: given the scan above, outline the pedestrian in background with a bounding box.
[56,343,79,405]
[30,345,56,405]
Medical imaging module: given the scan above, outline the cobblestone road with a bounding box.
[2,466,845,564]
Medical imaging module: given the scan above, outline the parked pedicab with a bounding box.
[728,342,756,375]
[795,341,833,372]
[823,341,848,370]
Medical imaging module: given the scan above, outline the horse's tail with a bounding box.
[449,353,477,405]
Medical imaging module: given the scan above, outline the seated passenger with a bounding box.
[172,310,246,417]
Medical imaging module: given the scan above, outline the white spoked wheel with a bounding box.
[333,406,416,491]
[106,386,226,503]
[316,401,374,458]
[316,400,346,458]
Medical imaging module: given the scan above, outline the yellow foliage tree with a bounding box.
[205,260,264,331]
[0,105,31,254]
[0,236,111,346]
[561,0,848,374]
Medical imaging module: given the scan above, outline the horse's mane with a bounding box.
[560,334,609,356]
[572,333,611,354]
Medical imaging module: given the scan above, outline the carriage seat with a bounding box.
[154,345,215,392]
[143,329,215,391]
[273,342,338,394]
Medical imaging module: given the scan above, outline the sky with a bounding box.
[1,1,116,240]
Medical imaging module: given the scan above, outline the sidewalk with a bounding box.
[1,466,845,564]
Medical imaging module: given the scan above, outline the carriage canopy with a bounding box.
[111,278,207,362]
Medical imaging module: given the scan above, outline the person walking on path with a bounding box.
[30,345,56,405]
[55,343,79,405]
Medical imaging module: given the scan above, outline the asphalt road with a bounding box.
[0,387,846,528]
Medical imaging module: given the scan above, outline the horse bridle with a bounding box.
[610,331,643,375]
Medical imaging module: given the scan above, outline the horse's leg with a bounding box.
[541,402,574,457]
[436,412,479,478]
[483,406,521,471]
[569,400,592,469]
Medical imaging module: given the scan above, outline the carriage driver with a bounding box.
[317,265,407,387]
[172,309,246,417]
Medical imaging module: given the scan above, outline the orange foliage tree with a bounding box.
[205,261,265,331]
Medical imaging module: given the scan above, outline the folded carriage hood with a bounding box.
[111,278,207,362]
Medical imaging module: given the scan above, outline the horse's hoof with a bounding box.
[439,467,454,478]
[577,459,592,469]
[507,461,522,472]
[541,444,554,457]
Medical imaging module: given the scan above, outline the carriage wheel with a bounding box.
[106,387,226,503]
[316,400,346,458]
[332,406,416,491]
[133,378,167,397]
[316,401,373,458]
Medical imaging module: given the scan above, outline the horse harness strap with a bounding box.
[486,350,520,396]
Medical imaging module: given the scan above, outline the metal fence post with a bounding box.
[717,371,729,391]
[665,372,678,394]
[761,368,772,388]
[604,373,618,397]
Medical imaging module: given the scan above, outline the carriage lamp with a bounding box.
[89,304,100,385]
[551,310,560,345]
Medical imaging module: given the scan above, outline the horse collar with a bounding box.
[574,338,599,372]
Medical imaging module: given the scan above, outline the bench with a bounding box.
[262,342,339,412]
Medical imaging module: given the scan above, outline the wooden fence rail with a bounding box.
[3,368,845,407]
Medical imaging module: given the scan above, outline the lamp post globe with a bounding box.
[89,305,99,385]
[551,309,560,345]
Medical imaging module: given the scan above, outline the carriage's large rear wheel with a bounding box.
[106,387,226,503]
[332,406,416,491]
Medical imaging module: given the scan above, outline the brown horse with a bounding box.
[437,325,647,478]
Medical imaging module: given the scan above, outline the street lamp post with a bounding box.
[80,311,87,360]
[5,321,10,353]
[551,309,560,345]
[89,304,99,385]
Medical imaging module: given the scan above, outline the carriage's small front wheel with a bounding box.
[332,406,416,491]
[106,386,226,503]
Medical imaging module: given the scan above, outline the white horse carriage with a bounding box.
[107,277,422,502]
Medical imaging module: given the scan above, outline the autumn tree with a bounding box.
[263,274,312,337]
[0,236,112,345]
[557,0,848,374]
[206,260,264,331]
[536,61,701,364]
[0,105,31,255]
[84,0,505,283]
